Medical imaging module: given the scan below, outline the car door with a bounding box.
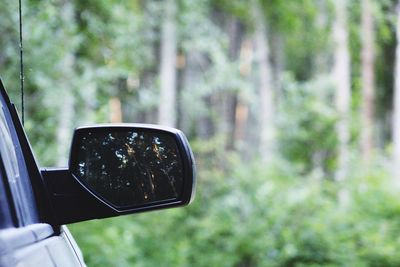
[0,82,83,267]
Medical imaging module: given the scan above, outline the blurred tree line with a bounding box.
[2,0,400,266]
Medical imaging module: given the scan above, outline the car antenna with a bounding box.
[18,0,25,126]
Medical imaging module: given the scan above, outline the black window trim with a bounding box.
[0,79,56,226]
[0,86,39,226]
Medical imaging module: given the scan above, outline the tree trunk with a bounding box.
[56,2,75,167]
[314,1,330,75]
[360,0,375,163]
[109,97,122,123]
[333,0,351,182]
[234,102,249,145]
[251,0,275,161]
[56,54,75,166]
[236,39,253,155]
[158,0,177,127]
[220,16,243,151]
[393,2,400,179]
[270,31,284,102]
[198,96,215,139]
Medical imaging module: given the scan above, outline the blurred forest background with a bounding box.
[2,0,400,266]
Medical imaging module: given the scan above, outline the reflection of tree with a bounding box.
[74,130,183,207]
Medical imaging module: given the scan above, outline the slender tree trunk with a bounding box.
[235,102,249,144]
[56,77,74,166]
[56,3,75,167]
[181,50,214,138]
[176,52,185,129]
[333,0,351,182]
[222,94,238,151]
[360,0,376,163]
[236,39,253,154]
[251,0,275,161]
[270,31,284,102]
[393,2,400,179]
[158,0,177,127]
[138,70,158,124]
[198,96,215,139]
[314,1,330,74]
[220,16,243,151]
[109,97,122,123]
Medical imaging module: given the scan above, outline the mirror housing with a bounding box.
[70,124,195,211]
[42,124,195,225]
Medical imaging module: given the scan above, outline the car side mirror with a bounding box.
[41,124,195,225]
[69,124,195,210]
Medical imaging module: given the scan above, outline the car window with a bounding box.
[0,159,14,229]
[0,105,20,186]
[0,99,38,226]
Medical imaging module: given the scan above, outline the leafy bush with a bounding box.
[69,155,400,267]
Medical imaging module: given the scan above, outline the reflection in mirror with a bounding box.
[71,129,184,208]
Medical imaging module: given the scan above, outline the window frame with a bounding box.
[0,89,39,226]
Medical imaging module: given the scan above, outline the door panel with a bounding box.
[0,224,52,267]
[0,224,83,267]
[14,242,54,267]
[15,236,81,267]
[46,235,83,267]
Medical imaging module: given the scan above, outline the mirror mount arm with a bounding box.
[41,168,116,225]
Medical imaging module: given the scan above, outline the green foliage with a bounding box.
[70,157,400,267]
[277,74,337,175]
[1,0,400,266]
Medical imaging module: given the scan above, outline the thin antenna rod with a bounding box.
[18,0,25,126]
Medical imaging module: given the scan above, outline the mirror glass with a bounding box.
[71,129,184,208]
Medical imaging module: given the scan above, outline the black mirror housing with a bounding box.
[42,124,195,225]
[70,124,196,211]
